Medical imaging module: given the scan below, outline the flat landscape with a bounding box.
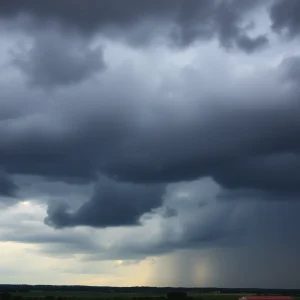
[8,294,263,300]
[5,292,300,300]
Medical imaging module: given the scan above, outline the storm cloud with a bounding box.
[1,32,300,227]
[1,0,268,52]
[45,176,165,228]
[0,171,18,198]
[12,29,105,88]
[1,54,299,186]
[270,0,300,37]
[1,0,300,287]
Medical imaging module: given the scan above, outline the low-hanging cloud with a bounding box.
[0,171,18,199]
[45,176,165,228]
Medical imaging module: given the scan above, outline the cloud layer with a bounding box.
[1,0,268,52]
[1,0,300,287]
[0,171,18,198]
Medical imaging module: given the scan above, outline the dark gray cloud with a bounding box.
[0,171,18,198]
[102,101,300,188]
[4,94,300,198]
[1,53,300,207]
[270,0,300,37]
[12,30,105,88]
[0,3,298,233]
[0,66,140,184]
[45,176,165,228]
[213,153,300,196]
[214,0,268,53]
[235,34,268,53]
[0,0,268,52]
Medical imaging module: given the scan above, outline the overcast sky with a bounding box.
[1,0,300,288]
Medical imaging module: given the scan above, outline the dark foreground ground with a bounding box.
[5,293,239,299]
[1,286,300,300]
[11,293,264,300]
[6,293,300,300]
[8,293,250,299]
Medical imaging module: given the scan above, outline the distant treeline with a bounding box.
[0,285,300,295]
